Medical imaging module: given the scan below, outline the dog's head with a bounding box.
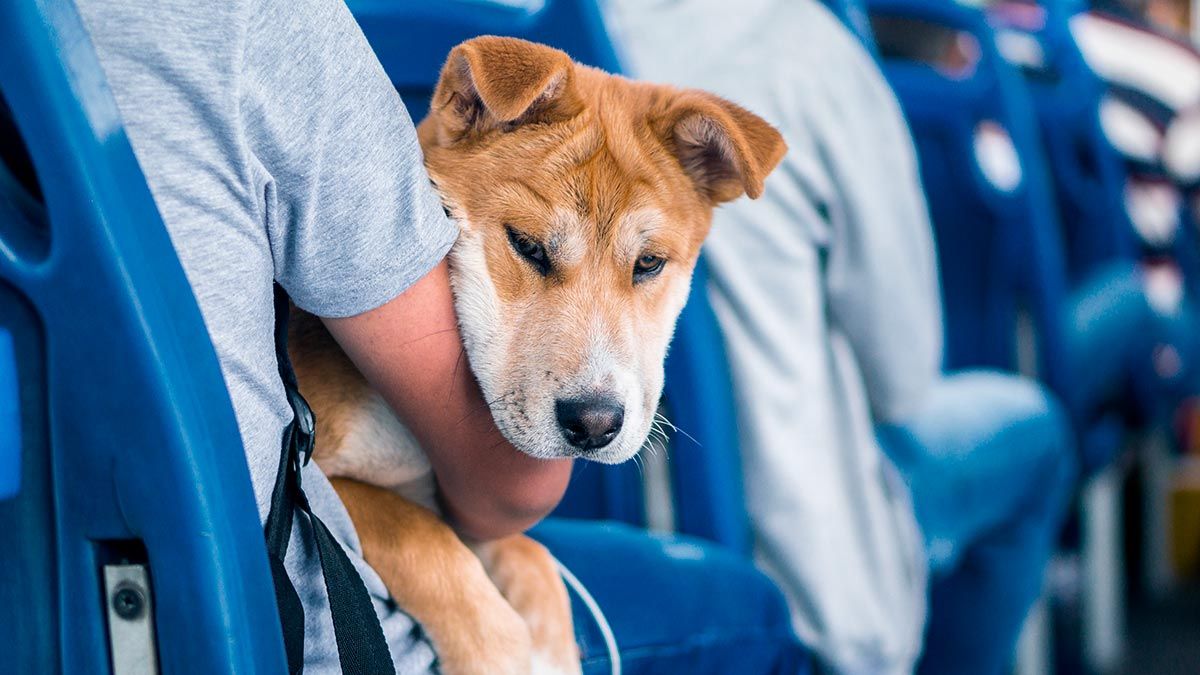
[418,36,785,463]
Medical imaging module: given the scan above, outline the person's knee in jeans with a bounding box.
[972,372,1076,546]
[912,374,1078,675]
[532,520,807,675]
[1022,382,1077,540]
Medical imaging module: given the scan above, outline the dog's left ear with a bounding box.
[654,91,787,204]
[428,36,584,144]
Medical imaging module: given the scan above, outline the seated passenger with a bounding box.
[602,1,1077,673]
[1070,0,1200,451]
[872,0,1200,473]
[73,0,807,672]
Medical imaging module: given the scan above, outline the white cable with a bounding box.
[552,555,621,675]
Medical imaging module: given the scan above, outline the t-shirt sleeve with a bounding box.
[239,0,456,317]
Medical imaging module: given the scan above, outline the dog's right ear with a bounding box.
[428,36,584,145]
[653,90,787,204]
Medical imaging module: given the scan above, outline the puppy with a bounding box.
[289,36,786,675]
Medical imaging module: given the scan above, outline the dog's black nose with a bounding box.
[555,395,624,450]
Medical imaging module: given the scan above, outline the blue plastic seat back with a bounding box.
[350,0,619,119]
[347,0,751,554]
[988,0,1135,283]
[1070,10,1200,290]
[868,0,1074,399]
[654,261,749,553]
[0,3,284,673]
[1073,9,1200,176]
[990,3,1189,454]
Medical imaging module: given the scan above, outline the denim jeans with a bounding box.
[1065,261,1200,473]
[532,520,810,675]
[878,371,1078,675]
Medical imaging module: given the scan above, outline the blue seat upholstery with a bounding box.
[988,0,1135,284]
[0,327,16,501]
[0,2,285,673]
[350,0,619,120]
[868,0,1074,397]
[1071,9,1200,292]
[868,0,1134,474]
[988,2,1189,441]
[347,0,751,553]
[989,3,1199,444]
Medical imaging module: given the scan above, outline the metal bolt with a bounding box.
[111,584,145,621]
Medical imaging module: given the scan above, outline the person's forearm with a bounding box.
[428,414,573,541]
[368,339,573,539]
[367,355,573,540]
[323,260,573,540]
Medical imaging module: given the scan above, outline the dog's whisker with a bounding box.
[401,327,460,348]
[451,345,468,384]
[452,400,497,427]
[646,422,670,451]
[654,412,700,447]
[632,452,646,481]
[450,389,519,428]
[653,424,670,444]
[645,426,672,461]
[484,433,512,452]
[653,434,669,456]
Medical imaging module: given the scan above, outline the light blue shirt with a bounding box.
[603,1,943,672]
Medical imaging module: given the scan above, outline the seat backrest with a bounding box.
[989,0,1135,283]
[347,0,751,554]
[1071,10,1200,285]
[350,0,620,118]
[0,3,283,673]
[868,0,1074,398]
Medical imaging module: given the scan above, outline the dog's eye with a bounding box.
[506,226,551,276]
[633,253,666,281]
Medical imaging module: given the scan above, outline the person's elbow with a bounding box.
[862,334,942,423]
[441,459,573,541]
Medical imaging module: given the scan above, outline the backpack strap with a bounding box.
[264,284,397,675]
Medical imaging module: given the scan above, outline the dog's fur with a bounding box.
[289,36,785,674]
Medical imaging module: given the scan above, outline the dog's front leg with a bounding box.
[473,536,583,675]
[331,478,533,675]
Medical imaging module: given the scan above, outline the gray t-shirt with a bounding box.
[75,0,456,671]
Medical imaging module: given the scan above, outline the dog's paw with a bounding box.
[531,648,584,675]
[474,536,581,675]
[434,598,533,675]
[439,648,531,675]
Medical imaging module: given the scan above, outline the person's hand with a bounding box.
[323,259,574,541]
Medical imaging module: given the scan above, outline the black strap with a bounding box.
[264,285,397,675]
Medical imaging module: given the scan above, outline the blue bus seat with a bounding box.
[988,0,1135,284]
[0,327,17,501]
[868,0,1074,397]
[1072,10,1200,292]
[350,0,620,119]
[347,0,752,553]
[0,2,284,673]
[988,1,1196,436]
[653,262,749,553]
[866,0,1136,474]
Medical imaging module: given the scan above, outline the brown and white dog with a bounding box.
[289,36,785,675]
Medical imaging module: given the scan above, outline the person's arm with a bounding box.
[236,0,571,539]
[323,259,574,541]
[818,43,944,423]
